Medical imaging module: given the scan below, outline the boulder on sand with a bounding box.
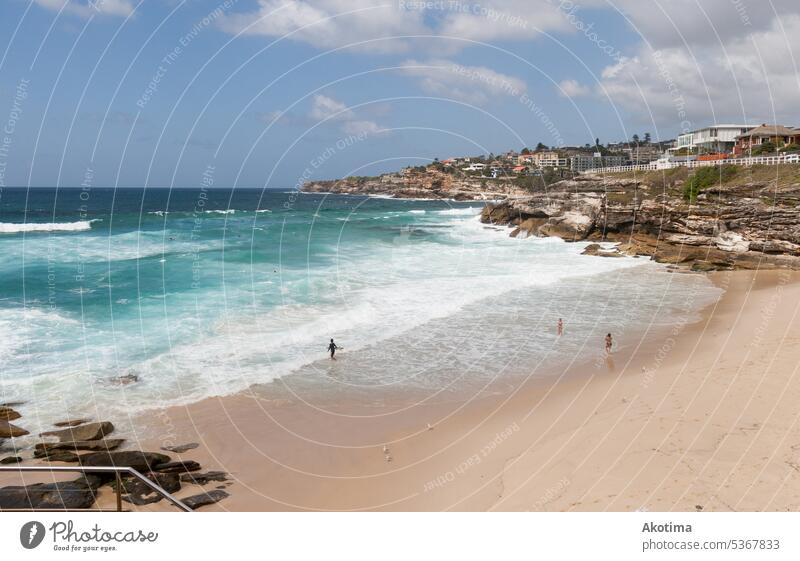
[0,456,22,464]
[0,480,97,510]
[161,443,199,454]
[0,407,21,421]
[153,460,201,474]
[79,451,170,472]
[41,421,114,442]
[114,472,181,506]
[183,489,229,510]
[53,418,91,428]
[35,439,124,453]
[32,449,81,462]
[0,421,28,438]
[180,471,228,485]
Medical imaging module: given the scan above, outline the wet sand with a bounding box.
[132,269,800,511]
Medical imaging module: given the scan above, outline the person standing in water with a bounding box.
[328,338,339,360]
[605,333,613,354]
[557,318,564,336]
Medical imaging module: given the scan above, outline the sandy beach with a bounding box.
[121,268,800,512]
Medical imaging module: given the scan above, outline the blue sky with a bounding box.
[0,0,797,188]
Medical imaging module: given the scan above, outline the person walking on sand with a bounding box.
[328,338,339,360]
[605,333,613,354]
[557,318,563,336]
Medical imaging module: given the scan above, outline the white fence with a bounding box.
[585,154,800,175]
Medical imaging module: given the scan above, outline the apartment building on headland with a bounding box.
[673,125,753,154]
[570,153,625,173]
[516,151,567,168]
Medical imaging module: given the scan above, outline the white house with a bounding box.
[674,125,753,154]
[462,163,486,172]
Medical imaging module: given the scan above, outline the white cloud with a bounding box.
[34,0,134,18]
[399,59,527,105]
[308,94,384,136]
[217,0,427,53]
[591,13,800,127]
[558,79,590,98]
[341,120,383,136]
[309,94,353,121]
[591,0,800,50]
[217,0,571,52]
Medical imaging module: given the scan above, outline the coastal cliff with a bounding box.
[302,168,530,200]
[303,164,800,270]
[481,166,800,271]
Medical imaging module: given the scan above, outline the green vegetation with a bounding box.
[684,165,739,202]
[751,141,776,155]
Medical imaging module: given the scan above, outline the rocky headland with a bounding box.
[480,166,800,271]
[305,163,800,271]
[302,167,529,200]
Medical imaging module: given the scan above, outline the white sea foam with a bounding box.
[0,211,722,430]
[435,207,482,216]
[0,219,99,234]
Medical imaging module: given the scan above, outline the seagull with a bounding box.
[382,445,389,454]
[427,423,434,431]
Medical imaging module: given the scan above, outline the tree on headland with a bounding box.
[644,132,651,144]
[632,134,640,144]
[521,147,531,155]
[535,142,548,151]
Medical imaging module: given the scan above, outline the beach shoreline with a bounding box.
[118,268,800,511]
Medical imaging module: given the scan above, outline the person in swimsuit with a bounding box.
[328,338,339,360]
[557,318,563,336]
[605,333,613,354]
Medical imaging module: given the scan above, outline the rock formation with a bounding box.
[302,168,528,200]
[480,172,800,271]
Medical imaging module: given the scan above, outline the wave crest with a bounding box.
[0,220,99,234]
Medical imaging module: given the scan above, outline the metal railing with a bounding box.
[583,153,800,175]
[0,466,192,512]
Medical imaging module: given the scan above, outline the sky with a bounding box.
[0,0,798,188]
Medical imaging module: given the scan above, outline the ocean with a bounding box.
[0,187,721,432]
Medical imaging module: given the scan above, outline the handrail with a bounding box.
[0,466,192,512]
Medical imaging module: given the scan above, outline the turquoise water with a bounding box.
[0,187,721,432]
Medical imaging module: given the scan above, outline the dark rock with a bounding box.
[114,472,181,506]
[0,402,24,408]
[108,374,138,385]
[0,421,29,438]
[53,418,91,428]
[180,471,228,485]
[153,460,201,474]
[0,407,21,422]
[79,451,170,472]
[32,449,81,462]
[182,489,229,510]
[73,474,107,490]
[35,439,124,453]
[0,456,22,464]
[0,480,97,510]
[41,421,114,442]
[160,442,199,454]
